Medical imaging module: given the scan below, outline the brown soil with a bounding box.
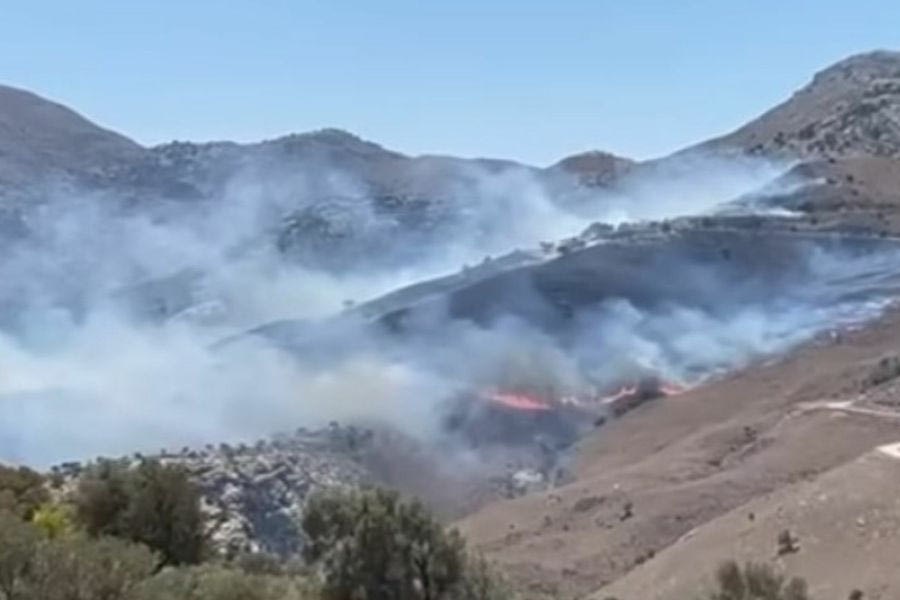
[457,307,900,599]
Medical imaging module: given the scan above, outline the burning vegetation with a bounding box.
[442,375,689,453]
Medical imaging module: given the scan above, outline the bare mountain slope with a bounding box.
[761,155,900,234]
[0,84,542,204]
[695,50,900,159]
[0,85,564,271]
[0,84,145,188]
[0,85,146,206]
[549,50,900,192]
[596,446,900,600]
[457,307,900,599]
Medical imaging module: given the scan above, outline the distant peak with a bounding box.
[551,150,634,172]
[807,50,900,90]
[816,50,900,74]
[266,128,403,157]
[549,150,635,187]
[686,49,900,160]
[274,128,367,145]
[0,82,145,176]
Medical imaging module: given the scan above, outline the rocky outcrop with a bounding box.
[52,424,375,558]
[49,417,584,558]
[695,50,900,159]
[167,425,375,557]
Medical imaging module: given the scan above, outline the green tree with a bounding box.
[0,465,48,520]
[301,487,508,600]
[709,561,810,600]
[74,458,206,566]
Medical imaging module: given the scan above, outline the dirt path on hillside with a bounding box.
[457,308,900,599]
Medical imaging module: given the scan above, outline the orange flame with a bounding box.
[598,379,688,404]
[482,377,689,413]
[598,384,638,405]
[485,391,552,411]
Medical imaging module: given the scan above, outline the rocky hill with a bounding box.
[428,51,900,599]
[596,442,900,600]
[458,307,900,599]
[547,150,636,188]
[0,85,559,271]
[50,424,374,558]
[0,84,145,204]
[6,50,900,599]
[695,50,900,159]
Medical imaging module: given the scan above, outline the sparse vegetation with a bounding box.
[776,529,799,556]
[2,463,824,600]
[708,560,810,600]
[864,354,900,388]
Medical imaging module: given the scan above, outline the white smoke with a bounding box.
[3,151,889,466]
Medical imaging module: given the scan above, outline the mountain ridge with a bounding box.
[4,49,900,195]
[689,50,900,159]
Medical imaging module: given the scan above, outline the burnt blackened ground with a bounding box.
[377,226,900,337]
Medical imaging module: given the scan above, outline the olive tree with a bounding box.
[301,487,509,600]
[75,458,206,566]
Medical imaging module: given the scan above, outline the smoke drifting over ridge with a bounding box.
[0,151,894,466]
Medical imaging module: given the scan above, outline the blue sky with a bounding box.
[1,1,898,165]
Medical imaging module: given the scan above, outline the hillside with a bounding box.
[0,86,573,272]
[596,446,900,600]
[695,50,900,159]
[6,50,900,600]
[446,51,900,599]
[458,307,900,598]
[546,150,636,188]
[0,84,145,195]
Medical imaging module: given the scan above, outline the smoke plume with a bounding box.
[0,152,893,466]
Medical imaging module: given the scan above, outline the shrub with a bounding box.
[27,534,157,600]
[0,510,156,600]
[776,530,799,556]
[455,554,512,600]
[0,510,40,599]
[0,464,48,520]
[233,551,287,576]
[865,355,900,388]
[0,508,317,600]
[130,565,319,600]
[301,487,509,600]
[30,502,75,539]
[708,560,810,600]
[74,458,206,566]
